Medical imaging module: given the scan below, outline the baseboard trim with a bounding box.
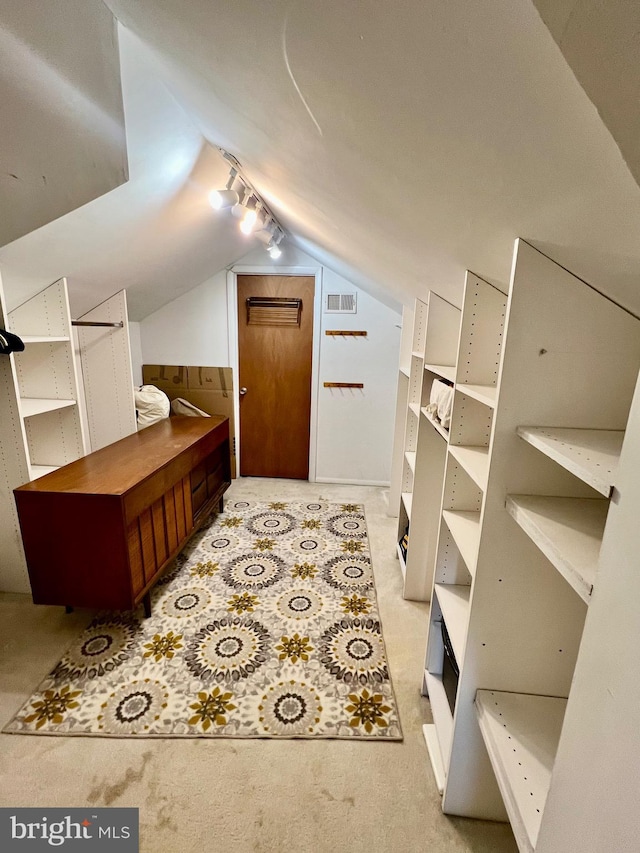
[314,477,390,487]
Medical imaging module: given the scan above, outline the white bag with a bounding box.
[170,397,211,418]
[134,384,170,429]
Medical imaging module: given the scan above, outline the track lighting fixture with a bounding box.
[267,231,283,259]
[209,167,239,210]
[230,185,251,220]
[210,150,285,258]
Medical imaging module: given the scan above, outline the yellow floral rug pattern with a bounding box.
[4,500,402,740]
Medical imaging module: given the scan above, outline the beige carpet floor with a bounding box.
[0,478,517,853]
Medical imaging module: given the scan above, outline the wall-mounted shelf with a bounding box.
[476,690,567,853]
[456,383,497,408]
[422,407,449,440]
[323,382,364,388]
[390,293,461,602]
[506,495,606,603]
[425,363,456,382]
[441,509,480,576]
[20,398,77,418]
[448,444,490,491]
[20,335,70,344]
[434,582,470,665]
[516,427,622,497]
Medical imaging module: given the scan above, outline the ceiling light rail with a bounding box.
[210,149,285,259]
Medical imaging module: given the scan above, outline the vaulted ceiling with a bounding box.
[1,0,639,321]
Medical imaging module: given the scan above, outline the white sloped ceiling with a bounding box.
[2,0,640,319]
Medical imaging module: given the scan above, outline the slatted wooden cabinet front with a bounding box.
[14,416,231,613]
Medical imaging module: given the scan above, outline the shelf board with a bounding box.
[476,690,567,853]
[442,509,481,575]
[424,672,453,778]
[20,335,70,344]
[448,444,489,490]
[506,495,606,603]
[425,363,456,383]
[401,491,413,517]
[434,583,470,664]
[457,383,497,408]
[405,450,416,472]
[396,542,407,579]
[516,427,622,497]
[20,398,77,418]
[423,724,446,795]
[399,364,410,378]
[408,402,420,417]
[421,408,449,440]
[411,349,425,359]
[30,465,60,480]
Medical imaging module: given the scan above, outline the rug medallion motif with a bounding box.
[4,500,402,740]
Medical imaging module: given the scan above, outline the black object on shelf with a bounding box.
[0,328,25,355]
[441,620,460,715]
[399,525,409,561]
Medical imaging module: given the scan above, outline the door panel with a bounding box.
[237,275,314,479]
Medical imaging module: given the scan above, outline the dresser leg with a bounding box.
[65,605,74,614]
[142,592,152,618]
[218,495,224,513]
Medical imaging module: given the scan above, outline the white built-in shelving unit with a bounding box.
[422,271,507,796]
[8,278,86,481]
[390,293,461,601]
[0,277,137,595]
[74,290,137,452]
[414,239,640,852]
[0,277,86,592]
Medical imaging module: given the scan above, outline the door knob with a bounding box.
[239,387,247,396]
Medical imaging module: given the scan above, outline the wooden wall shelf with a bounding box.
[323,382,364,388]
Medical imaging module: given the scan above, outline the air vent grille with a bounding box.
[325,293,357,314]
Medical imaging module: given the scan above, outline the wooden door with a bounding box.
[237,275,314,479]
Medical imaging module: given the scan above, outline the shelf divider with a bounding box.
[516,427,623,497]
[424,671,453,777]
[448,444,489,491]
[423,723,446,795]
[29,465,60,479]
[425,363,456,382]
[20,398,77,418]
[421,407,449,440]
[456,383,497,408]
[405,450,416,472]
[507,495,607,603]
[434,583,470,664]
[442,509,480,576]
[475,690,567,853]
[21,335,71,344]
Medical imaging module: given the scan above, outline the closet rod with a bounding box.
[72,320,124,328]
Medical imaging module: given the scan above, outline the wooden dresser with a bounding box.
[14,416,231,614]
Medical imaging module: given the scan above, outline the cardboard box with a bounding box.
[142,365,236,477]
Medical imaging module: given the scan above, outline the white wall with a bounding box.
[139,244,401,485]
[0,0,128,247]
[139,270,229,365]
[316,267,401,485]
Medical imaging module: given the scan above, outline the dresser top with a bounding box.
[15,416,228,497]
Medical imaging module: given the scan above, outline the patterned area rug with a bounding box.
[4,499,402,740]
